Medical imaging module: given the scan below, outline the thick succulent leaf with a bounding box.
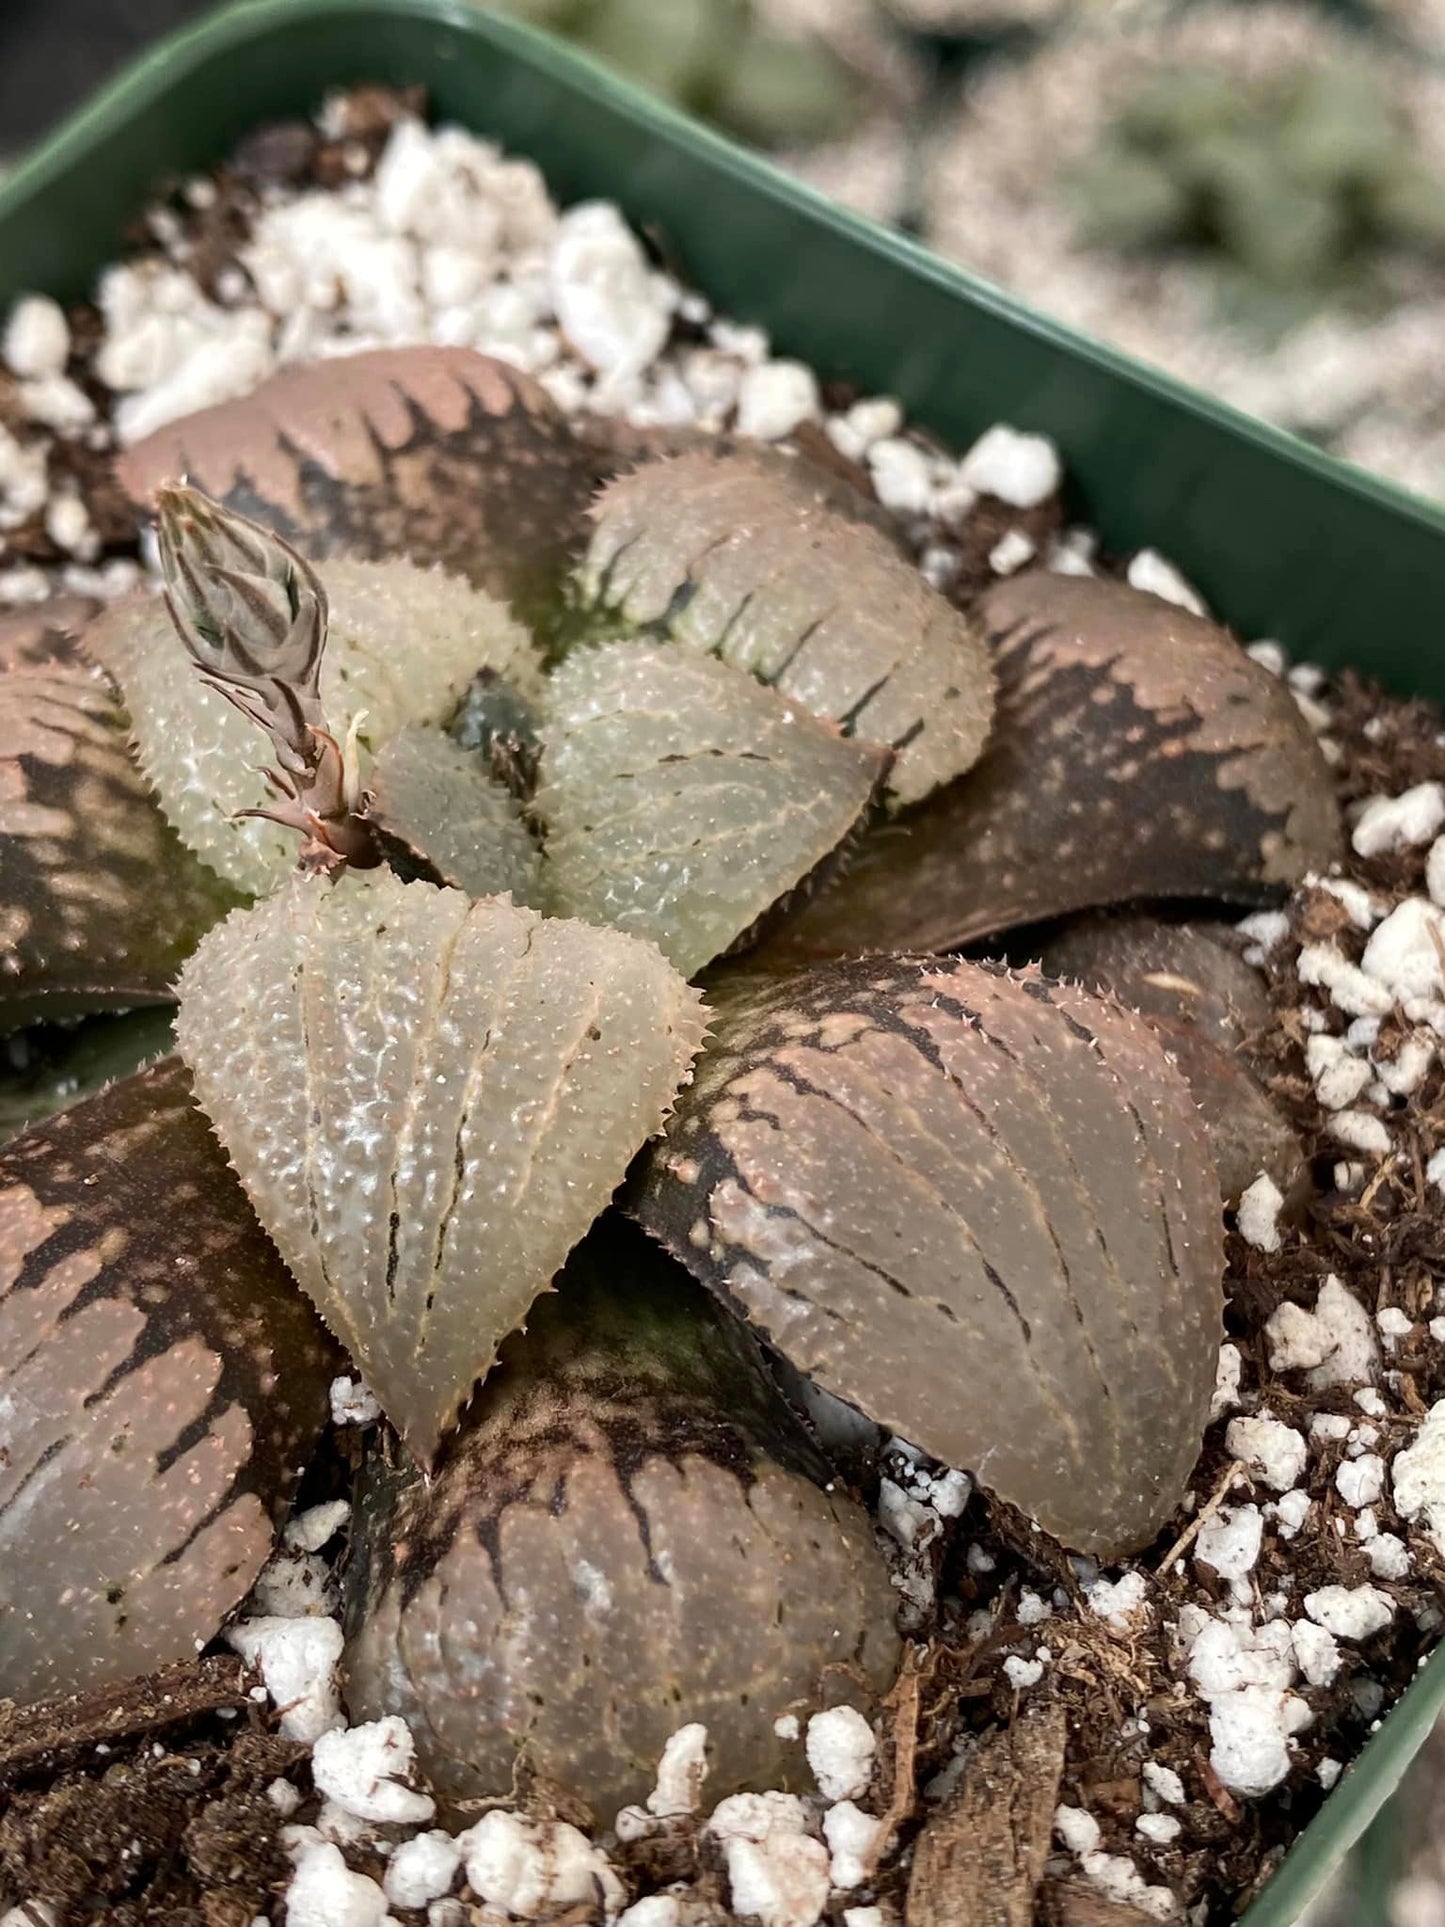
[751,572,1343,966]
[536,642,885,976]
[1039,914,1273,1051]
[344,1218,900,1818]
[0,1060,337,1704]
[634,956,1225,1556]
[0,1005,176,1146]
[367,724,542,903]
[117,348,608,630]
[1039,914,1301,1204]
[0,635,239,1031]
[176,869,708,1464]
[0,598,98,673]
[86,561,540,897]
[574,451,995,809]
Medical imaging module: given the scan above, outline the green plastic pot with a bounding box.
[0,3,1442,1918]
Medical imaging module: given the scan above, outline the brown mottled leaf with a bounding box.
[0,598,98,674]
[367,724,542,903]
[1039,915,1302,1204]
[0,1060,338,1705]
[635,956,1225,1556]
[575,450,995,809]
[344,1218,900,1818]
[176,869,708,1466]
[536,642,886,976]
[117,348,605,630]
[905,1700,1066,1927]
[0,639,239,1029]
[751,572,1343,967]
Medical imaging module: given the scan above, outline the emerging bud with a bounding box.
[154,483,377,875]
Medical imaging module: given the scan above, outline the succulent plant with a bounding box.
[1039,913,1303,1205]
[0,1060,337,1703]
[343,1219,900,1818]
[749,570,1341,968]
[497,0,869,151]
[1072,58,1445,311]
[2,339,1305,1730]
[574,450,995,810]
[634,955,1226,1556]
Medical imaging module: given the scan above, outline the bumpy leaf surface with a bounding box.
[368,725,542,904]
[87,560,540,897]
[536,642,885,976]
[635,956,1225,1555]
[752,572,1343,967]
[176,870,708,1463]
[1040,913,1302,1204]
[0,1061,337,1703]
[576,451,995,809]
[344,1220,899,1817]
[0,619,237,1029]
[117,348,608,630]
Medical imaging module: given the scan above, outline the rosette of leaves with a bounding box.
[1070,58,1445,311]
[344,1219,900,1818]
[634,955,1226,1555]
[0,1061,337,1703]
[0,369,1304,1665]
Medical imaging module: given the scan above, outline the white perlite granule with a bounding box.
[805,1706,875,1802]
[459,1812,625,1921]
[1125,548,1208,617]
[1224,1415,1309,1492]
[1238,1174,1285,1252]
[225,1616,343,1744]
[1351,784,1445,857]
[311,1716,436,1825]
[1303,1585,1395,1641]
[1394,1400,1445,1558]
[957,423,1060,506]
[383,1831,461,1910]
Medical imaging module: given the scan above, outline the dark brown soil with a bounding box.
[0,1660,304,1923]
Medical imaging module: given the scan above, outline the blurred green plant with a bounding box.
[1068,59,1445,326]
[493,0,866,145]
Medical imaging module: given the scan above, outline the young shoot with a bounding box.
[155,483,379,876]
